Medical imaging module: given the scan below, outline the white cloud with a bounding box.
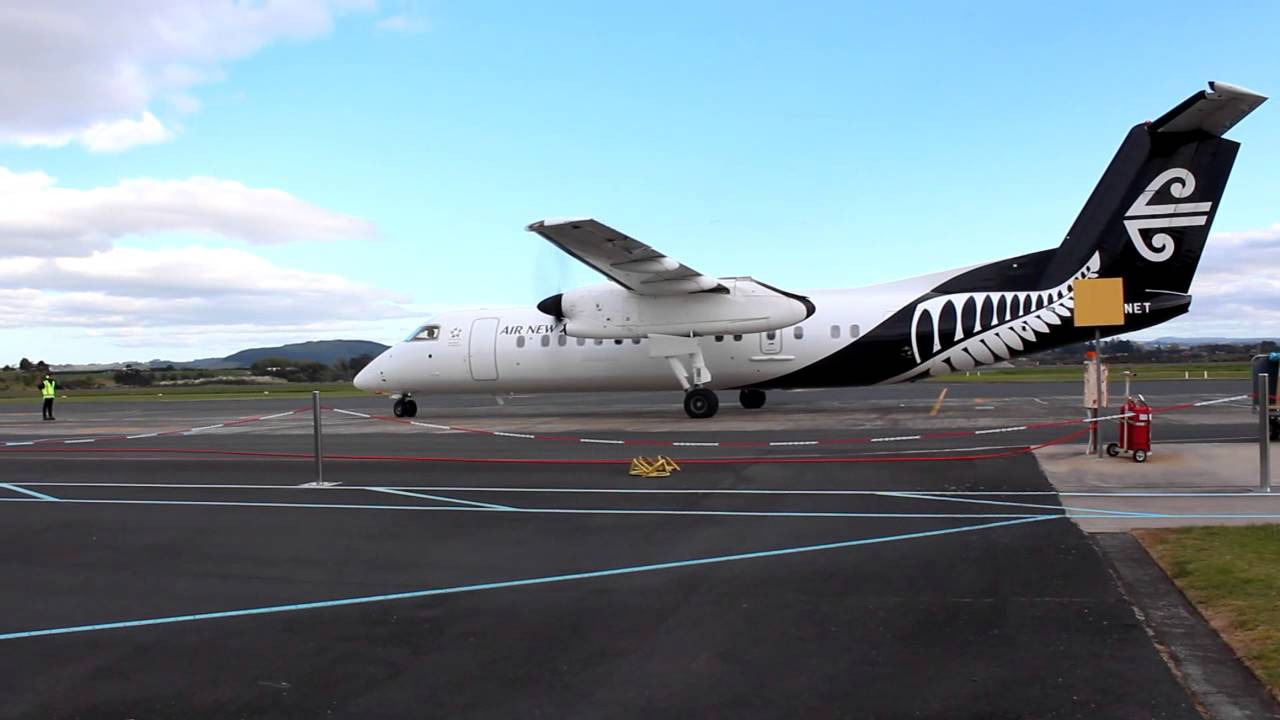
[0,157,401,360]
[0,245,420,333]
[0,246,386,300]
[0,166,377,258]
[376,14,428,33]
[79,112,176,153]
[0,0,374,151]
[1127,223,1280,338]
[18,112,176,153]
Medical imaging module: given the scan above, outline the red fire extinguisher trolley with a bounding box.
[1107,396,1152,463]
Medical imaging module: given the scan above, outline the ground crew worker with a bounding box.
[40,374,56,421]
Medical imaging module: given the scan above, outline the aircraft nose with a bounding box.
[353,356,384,392]
[353,364,374,392]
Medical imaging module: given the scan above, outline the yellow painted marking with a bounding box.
[929,387,949,416]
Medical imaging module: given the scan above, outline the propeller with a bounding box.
[535,242,571,326]
[537,292,564,321]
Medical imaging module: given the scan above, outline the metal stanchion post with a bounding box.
[1095,329,1105,458]
[1260,373,1272,493]
[313,390,323,485]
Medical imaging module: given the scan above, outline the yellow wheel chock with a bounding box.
[629,455,681,478]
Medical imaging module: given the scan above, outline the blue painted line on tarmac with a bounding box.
[367,486,513,510]
[0,495,1041,519]
[0,483,59,501]
[878,491,1165,518]
[0,515,1054,641]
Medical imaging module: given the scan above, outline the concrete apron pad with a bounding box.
[1036,443,1280,533]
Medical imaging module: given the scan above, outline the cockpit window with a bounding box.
[406,324,441,342]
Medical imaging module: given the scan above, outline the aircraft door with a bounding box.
[468,317,500,380]
[760,329,782,355]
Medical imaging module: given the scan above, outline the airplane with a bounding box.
[355,81,1266,419]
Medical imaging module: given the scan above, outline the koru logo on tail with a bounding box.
[1123,168,1212,262]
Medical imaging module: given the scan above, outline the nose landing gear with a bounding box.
[683,388,719,419]
[392,396,418,418]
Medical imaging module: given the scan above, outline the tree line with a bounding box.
[1026,339,1279,365]
[247,354,376,383]
[2,355,378,388]
[108,354,378,386]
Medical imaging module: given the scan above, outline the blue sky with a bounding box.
[1,1,1277,363]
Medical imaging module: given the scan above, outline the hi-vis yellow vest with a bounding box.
[41,380,55,399]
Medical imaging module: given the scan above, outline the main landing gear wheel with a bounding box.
[684,388,719,419]
[392,398,418,418]
[739,388,767,410]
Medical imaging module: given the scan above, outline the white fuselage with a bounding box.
[354,267,966,396]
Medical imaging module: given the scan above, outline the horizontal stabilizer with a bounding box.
[1150,81,1267,136]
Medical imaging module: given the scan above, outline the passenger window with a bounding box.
[540,335,550,347]
[631,338,641,345]
[830,325,840,339]
[594,339,603,346]
[715,335,724,342]
[406,324,440,342]
[766,330,777,340]
[614,339,623,345]
[557,335,567,347]
[794,326,804,340]
[733,334,743,342]
[850,324,861,338]
[577,337,586,346]
[516,335,525,348]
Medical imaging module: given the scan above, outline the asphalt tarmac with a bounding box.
[0,380,1258,718]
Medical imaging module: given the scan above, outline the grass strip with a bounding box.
[1138,525,1280,698]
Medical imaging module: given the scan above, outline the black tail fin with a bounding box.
[764,82,1267,388]
[1042,82,1266,297]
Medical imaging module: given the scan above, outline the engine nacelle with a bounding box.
[539,278,815,339]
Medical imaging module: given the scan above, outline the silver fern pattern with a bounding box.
[885,251,1102,382]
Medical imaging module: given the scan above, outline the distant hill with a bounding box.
[1149,337,1273,346]
[48,339,388,372]
[220,340,389,367]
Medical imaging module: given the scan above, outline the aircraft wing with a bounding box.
[526,218,726,295]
